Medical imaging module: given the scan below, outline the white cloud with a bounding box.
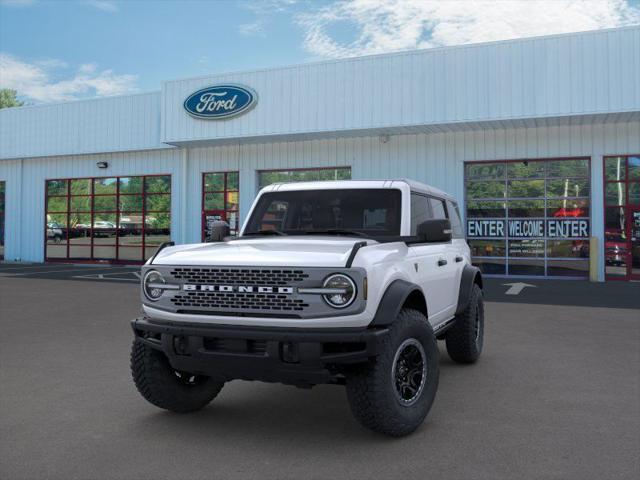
[83,0,118,13]
[34,58,69,69]
[297,0,640,58]
[0,53,138,103]
[78,63,97,74]
[238,19,267,36]
[242,0,299,15]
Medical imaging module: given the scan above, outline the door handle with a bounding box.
[437,259,448,267]
[455,256,464,263]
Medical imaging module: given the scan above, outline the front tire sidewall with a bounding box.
[385,317,439,425]
[346,309,439,437]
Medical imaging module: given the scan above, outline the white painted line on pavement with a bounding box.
[1,267,140,277]
[502,282,537,295]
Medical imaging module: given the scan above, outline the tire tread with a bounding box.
[130,340,224,413]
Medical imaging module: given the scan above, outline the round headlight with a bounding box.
[143,270,165,301]
[322,274,356,308]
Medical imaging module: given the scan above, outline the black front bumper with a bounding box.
[131,317,388,387]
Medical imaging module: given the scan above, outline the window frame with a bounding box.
[464,157,592,278]
[602,154,640,281]
[44,174,171,263]
[201,171,240,239]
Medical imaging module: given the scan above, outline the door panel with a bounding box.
[409,243,457,324]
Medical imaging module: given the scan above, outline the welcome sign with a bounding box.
[467,219,589,239]
[184,84,257,119]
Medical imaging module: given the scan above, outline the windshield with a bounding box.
[244,189,402,237]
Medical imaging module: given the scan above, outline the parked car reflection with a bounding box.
[46,222,64,243]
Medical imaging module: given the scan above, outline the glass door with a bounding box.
[630,208,640,280]
[202,172,239,240]
[604,155,640,281]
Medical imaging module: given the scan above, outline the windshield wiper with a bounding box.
[301,229,368,238]
[242,229,287,236]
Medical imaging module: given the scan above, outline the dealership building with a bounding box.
[1,26,639,281]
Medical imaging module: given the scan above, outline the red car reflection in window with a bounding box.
[553,207,586,217]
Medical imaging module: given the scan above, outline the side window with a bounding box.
[429,197,447,220]
[446,200,464,238]
[410,193,431,234]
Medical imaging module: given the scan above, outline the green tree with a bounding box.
[0,89,24,109]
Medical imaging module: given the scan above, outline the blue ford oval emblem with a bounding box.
[183,84,257,119]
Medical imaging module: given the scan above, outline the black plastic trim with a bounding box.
[455,264,482,315]
[148,241,175,265]
[345,241,368,268]
[369,279,425,327]
[131,317,389,386]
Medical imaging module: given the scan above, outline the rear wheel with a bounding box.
[131,340,224,413]
[445,283,484,364]
[345,309,439,437]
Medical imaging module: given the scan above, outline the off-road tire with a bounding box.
[445,284,484,364]
[345,309,439,437]
[131,340,224,413]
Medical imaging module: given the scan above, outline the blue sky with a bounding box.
[1,0,639,104]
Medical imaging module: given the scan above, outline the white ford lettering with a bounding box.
[195,92,238,113]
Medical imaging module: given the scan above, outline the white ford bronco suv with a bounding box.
[131,180,484,436]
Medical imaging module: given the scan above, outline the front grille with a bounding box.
[170,292,309,311]
[170,267,309,286]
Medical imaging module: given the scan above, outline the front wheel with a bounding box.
[130,340,224,413]
[345,309,439,437]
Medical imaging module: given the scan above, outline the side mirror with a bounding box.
[414,219,452,243]
[207,220,230,242]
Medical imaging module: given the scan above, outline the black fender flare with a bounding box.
[455,264,483,315]
[369,279,427,327]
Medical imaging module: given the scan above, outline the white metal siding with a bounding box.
[1,120,639,280]
[0,92,168,160]
[162,27,640,144]
[0,159,22,260]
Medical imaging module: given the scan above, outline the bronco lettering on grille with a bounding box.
[182,285,294,294]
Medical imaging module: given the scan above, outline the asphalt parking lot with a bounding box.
[1,263,639,480]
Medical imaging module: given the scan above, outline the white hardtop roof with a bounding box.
[261,179,456,202]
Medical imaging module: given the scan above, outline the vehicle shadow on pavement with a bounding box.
[125,355,465,445]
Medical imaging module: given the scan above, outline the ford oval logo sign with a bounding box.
[183,84,257,119]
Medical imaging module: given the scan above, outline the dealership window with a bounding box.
[0,181,5,260]
[465,158,591,277]
[257,167,351,190]
[45,175,171,262]
[603,155,640,280]
[202,171,239,240]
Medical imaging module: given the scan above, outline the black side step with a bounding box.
[433,317,457,338]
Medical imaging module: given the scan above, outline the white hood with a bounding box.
[151,237,368,267]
